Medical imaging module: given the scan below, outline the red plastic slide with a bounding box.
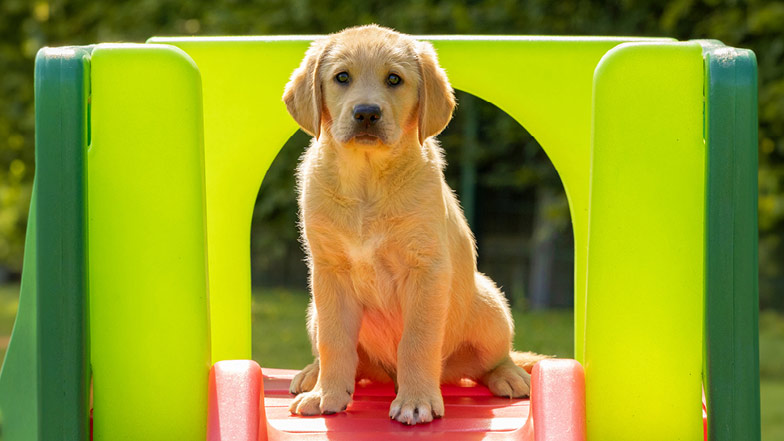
[207,359,586,441]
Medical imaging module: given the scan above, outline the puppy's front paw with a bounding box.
[389,388,444,425]
[289,387,352,416]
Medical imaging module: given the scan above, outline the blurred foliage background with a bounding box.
[0,0,783,310]
[0,1,782,438]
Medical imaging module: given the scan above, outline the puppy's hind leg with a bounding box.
[469,273,533,398]
[482,356,531,398]
[510,350,552,374]
[290,359,319,395]
[481,351,552,398]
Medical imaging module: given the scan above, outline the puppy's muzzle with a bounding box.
[350,104,385,144]
[353,104,382,128]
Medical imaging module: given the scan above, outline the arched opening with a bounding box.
[439,91,574,312]
[249,90,574,367]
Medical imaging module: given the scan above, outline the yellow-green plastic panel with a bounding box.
[89,44,210,440]
[148,36,669,364]
[147,37,309,363]
[584,42,705,440]
[427,36,670,361]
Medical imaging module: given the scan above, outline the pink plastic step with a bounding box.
[531,359,586,441]
[208,360,266,441]
[207,359,587,441]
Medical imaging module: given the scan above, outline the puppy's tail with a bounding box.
[511,350,553,374]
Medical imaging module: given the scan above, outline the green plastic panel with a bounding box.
[0,46,92,441]
[584,42,705,440]
[148,36,670,364]
[34,46,91,441]
[702,42,760,441]
[88,44,210,440]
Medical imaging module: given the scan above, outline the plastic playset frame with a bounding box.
[0,35,759,441]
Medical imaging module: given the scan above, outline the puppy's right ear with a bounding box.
[283,39,329,138]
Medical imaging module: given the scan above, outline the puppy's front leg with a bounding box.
[389,264,449,425]
[290,265,361,416]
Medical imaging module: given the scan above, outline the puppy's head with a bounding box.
[283,25,455,147]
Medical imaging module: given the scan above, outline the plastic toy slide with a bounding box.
[0,35,759,441]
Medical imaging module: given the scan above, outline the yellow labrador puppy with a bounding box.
[283,25,547,425]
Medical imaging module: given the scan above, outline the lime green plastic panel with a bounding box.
[584,42,705,440]
[422,37,669,363]
[148,36,669,363]
[89,44,209,440]
[146,37,308,363]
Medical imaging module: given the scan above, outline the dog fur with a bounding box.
[283,25,548,425]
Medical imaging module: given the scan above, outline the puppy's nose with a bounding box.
[353,104,382,125]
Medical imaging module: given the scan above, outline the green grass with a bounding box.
[250,289,574,369]
[511,309,573,358]
[0,284,782,438]
[760,310,784,440]
[762,379,784,441]
[760,310,784,380]
[251,288,312,369]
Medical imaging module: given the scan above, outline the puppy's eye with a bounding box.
[335,72,350,84]
[387,73,402,87]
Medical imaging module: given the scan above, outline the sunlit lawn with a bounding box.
[251,288,574,370]
[251,288,313,369]
[1,284,782,438]
[760,310,784,441]
[762,379,784,441]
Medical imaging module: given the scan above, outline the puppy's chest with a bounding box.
[335,209,407,304]
[306,179,420,304]
[325,197,394,257]
[344,229,384,266]
[342,211,396,271]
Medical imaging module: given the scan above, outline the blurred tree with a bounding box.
[251,131,308,289]
[0,0,781,308]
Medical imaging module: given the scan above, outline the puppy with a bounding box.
[283,25,547,425]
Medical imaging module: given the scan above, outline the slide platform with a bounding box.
[207,359,586,441]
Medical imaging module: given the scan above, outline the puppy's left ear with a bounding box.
[416,41,456,144]
[283,38,330,139]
